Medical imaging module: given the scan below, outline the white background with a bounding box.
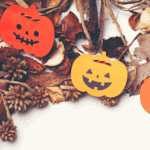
[1,1,150,150]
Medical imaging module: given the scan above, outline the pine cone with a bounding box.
[99,96,120,107]
[60,80,82,102]
[2,57,28,81]
[4,85,31,112]
[30,86,50,108]
[0,119,17,142]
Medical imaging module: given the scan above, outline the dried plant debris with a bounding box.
[47,80,82,104]
[25,71,70,87]
[0,96,7,124]
[0,119,17,142]
[0,47,20,62]
[100,96,120,107]
[4,85,31,112]
[102,37,125,58]
[2,57,28,81]
[30,86,50,108]
[1,0,17,5]
[134,33,150,65]
[74,0,99,54]
[23,56,44,72]
[128,61,150,96]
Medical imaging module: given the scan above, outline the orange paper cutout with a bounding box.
[0,5,54,57]
[71,52,128,97]
[140,77,150,113]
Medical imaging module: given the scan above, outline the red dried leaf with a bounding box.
[0,47,20,62]
[0,96,7,124]
[61,11,82,44]
[25,71,70,87]
[23,56,44,72]
[2,0,17,5]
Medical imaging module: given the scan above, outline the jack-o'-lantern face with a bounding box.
[71,52,128,97]
[0,5,54,57]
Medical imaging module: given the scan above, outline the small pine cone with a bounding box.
[4,85,31,112]
[99,96,120,107]
[60,80,82,102]
[30,86,50,108]
[2,56,28,81]
[0,119,17,142]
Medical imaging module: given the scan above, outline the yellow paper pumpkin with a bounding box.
[71,52,127,97]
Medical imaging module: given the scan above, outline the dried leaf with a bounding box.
[0,71,7,77]
[0,96,7,124]
[43,0,61,8]
[128,62,150,96]
[0,47,20,62]
[23,56,44,72]
[128,12,140,31]
[15,0,29,8]
[61,11,82,44]
[25,71,70,87]
[102,37,125,58]
[1,0,17,5]
[44,42,65,67]
[61,0,73,12]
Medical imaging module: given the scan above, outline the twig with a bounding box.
[118,32,142,60]
[0,93,12,120]
[0,79,34,93]
[76,0,95,52]
[105,0,126,46]
[98,0,106,53]
[15,0,29,8]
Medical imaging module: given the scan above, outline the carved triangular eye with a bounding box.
[86,69,92,74]
[105,73,110,78]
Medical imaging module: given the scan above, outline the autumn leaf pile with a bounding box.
[0,0,150,142]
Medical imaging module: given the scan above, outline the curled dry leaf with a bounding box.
[42,0,61,9]
[134,33,150,65]
[0,96,7,124]
[61,11,82,44]
[139,7,150,32]
[25,71,70,87]
[44,42,65,67]
[128,12,140,31]
[52,55,71,75]
[23,56,44,72]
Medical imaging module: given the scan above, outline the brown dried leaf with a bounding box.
[0,96,7,124]
[128,62,150,96]
[23,56,44,72]
[25,71,70,87]
[0,71,7,77]
[134,34,150,65]
[102,37,125,58]
[43,0,61,8]
[1,0,17,5]
[61,0,73,12]
[0,47,20,62]
[128,12,140,31]
[61,11,82,44]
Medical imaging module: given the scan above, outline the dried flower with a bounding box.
[4,85,31,112]
[2,57,28,81]
[30,86,50,108]
[0,119,17,142]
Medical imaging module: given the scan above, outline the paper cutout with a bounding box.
[71,52,128,97]
[140,77,150,113]
[0,5,54,57]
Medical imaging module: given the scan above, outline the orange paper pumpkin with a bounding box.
[0,5,54,57]
[71,52,128,97]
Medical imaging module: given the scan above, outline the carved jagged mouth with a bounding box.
[13,32,39,46]
[83,76,112,90]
